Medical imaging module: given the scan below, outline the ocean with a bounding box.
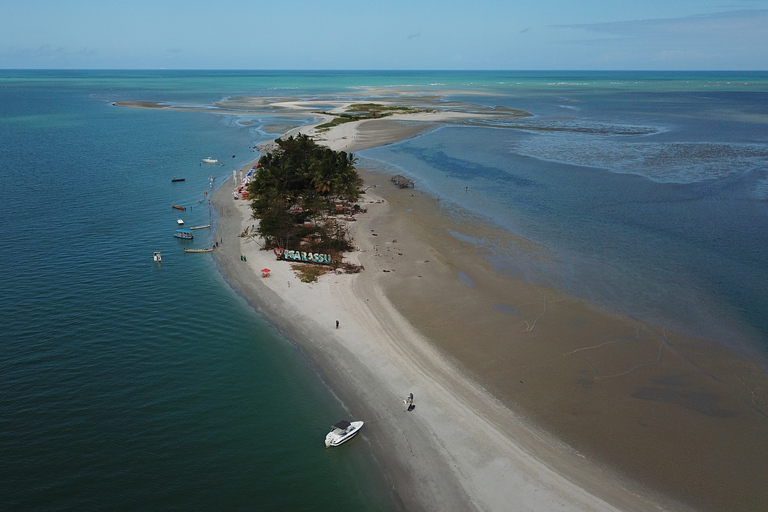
[1,70,767,510]
[0,71,397,511]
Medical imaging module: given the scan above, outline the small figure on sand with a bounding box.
[403,392,414,411]
[336,320,339,329]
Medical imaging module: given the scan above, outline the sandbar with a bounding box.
[122,92,768,511]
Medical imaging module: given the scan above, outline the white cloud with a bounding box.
[551,9,768,68]
[557,9,768,42]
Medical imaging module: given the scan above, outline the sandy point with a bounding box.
[212,161,672,511]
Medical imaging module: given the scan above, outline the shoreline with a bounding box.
[198,101,768,511]
[212,172,641,512]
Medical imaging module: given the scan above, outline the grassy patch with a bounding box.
[291,263,331,283]
[314,103,426,132]
[347,103,418,113]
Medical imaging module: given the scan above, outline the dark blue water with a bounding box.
[0,74,396,511]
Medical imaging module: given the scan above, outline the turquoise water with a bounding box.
[2,70,768,509]
[0,73,396,511]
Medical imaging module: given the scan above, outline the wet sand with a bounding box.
[361,171,768,512]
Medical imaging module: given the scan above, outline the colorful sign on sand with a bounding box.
[275,247,332,265]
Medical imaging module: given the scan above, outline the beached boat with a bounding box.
[202,157,218,164]
[324,420,364,447]
[172,204,186,211]
[189,224,211,230]
[184,247,214,253]
[171,178,185,182]
[153,251,162,262]
[174,229,193,240]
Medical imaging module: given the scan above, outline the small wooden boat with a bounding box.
[172,204,186,211]
[171,178,185,182]
[202,157,218,164]
[184,247,214,253]
[174,229,193,240]
[189,224,211,230]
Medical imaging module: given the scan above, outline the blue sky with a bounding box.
[2,0,767,70]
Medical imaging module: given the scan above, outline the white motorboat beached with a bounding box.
[202,157,218,164]
[325,420,364,447]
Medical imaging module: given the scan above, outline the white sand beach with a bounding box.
[211,112,676,512]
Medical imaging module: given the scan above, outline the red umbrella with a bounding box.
[261,268,271,273]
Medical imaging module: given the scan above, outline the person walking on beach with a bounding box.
[403,392,414,410]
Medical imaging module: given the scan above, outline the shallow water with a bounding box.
[360,77,768,358]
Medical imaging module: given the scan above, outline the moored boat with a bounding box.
[202,157,218,164]
[189,224,211,230]
[172,204,186,211]
[325,420,364,447]
[174,229,193,240]
[184,247,214,253]
[177,218,184,225]
[153,251,162,262]
[171,178,185,182]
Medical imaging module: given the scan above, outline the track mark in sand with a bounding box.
[563,327,670,380]
[515,293,565,333]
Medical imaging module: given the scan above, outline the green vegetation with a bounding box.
[247,134,363,261]
[291,264,327,283]
[347,103,418,113]
[314,103,423,132]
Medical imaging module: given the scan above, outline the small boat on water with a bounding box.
[184,247,214,253]
[189,224,211,230]
[171,178,185,182]
[153,251,162,262]
[172,204,186,211]
[202,157,218,164]
[177,219,184,225]
[174,229,193,240]
[325,420,364,447]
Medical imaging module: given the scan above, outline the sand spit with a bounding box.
[122,90,768,511]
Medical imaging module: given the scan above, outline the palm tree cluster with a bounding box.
[247,134,363,254]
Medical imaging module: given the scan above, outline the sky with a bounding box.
[1,0,767,70]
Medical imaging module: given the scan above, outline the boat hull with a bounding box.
[174,229,193,240]
[325,420,364,447]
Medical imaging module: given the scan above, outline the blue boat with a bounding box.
[174,229,193,240]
